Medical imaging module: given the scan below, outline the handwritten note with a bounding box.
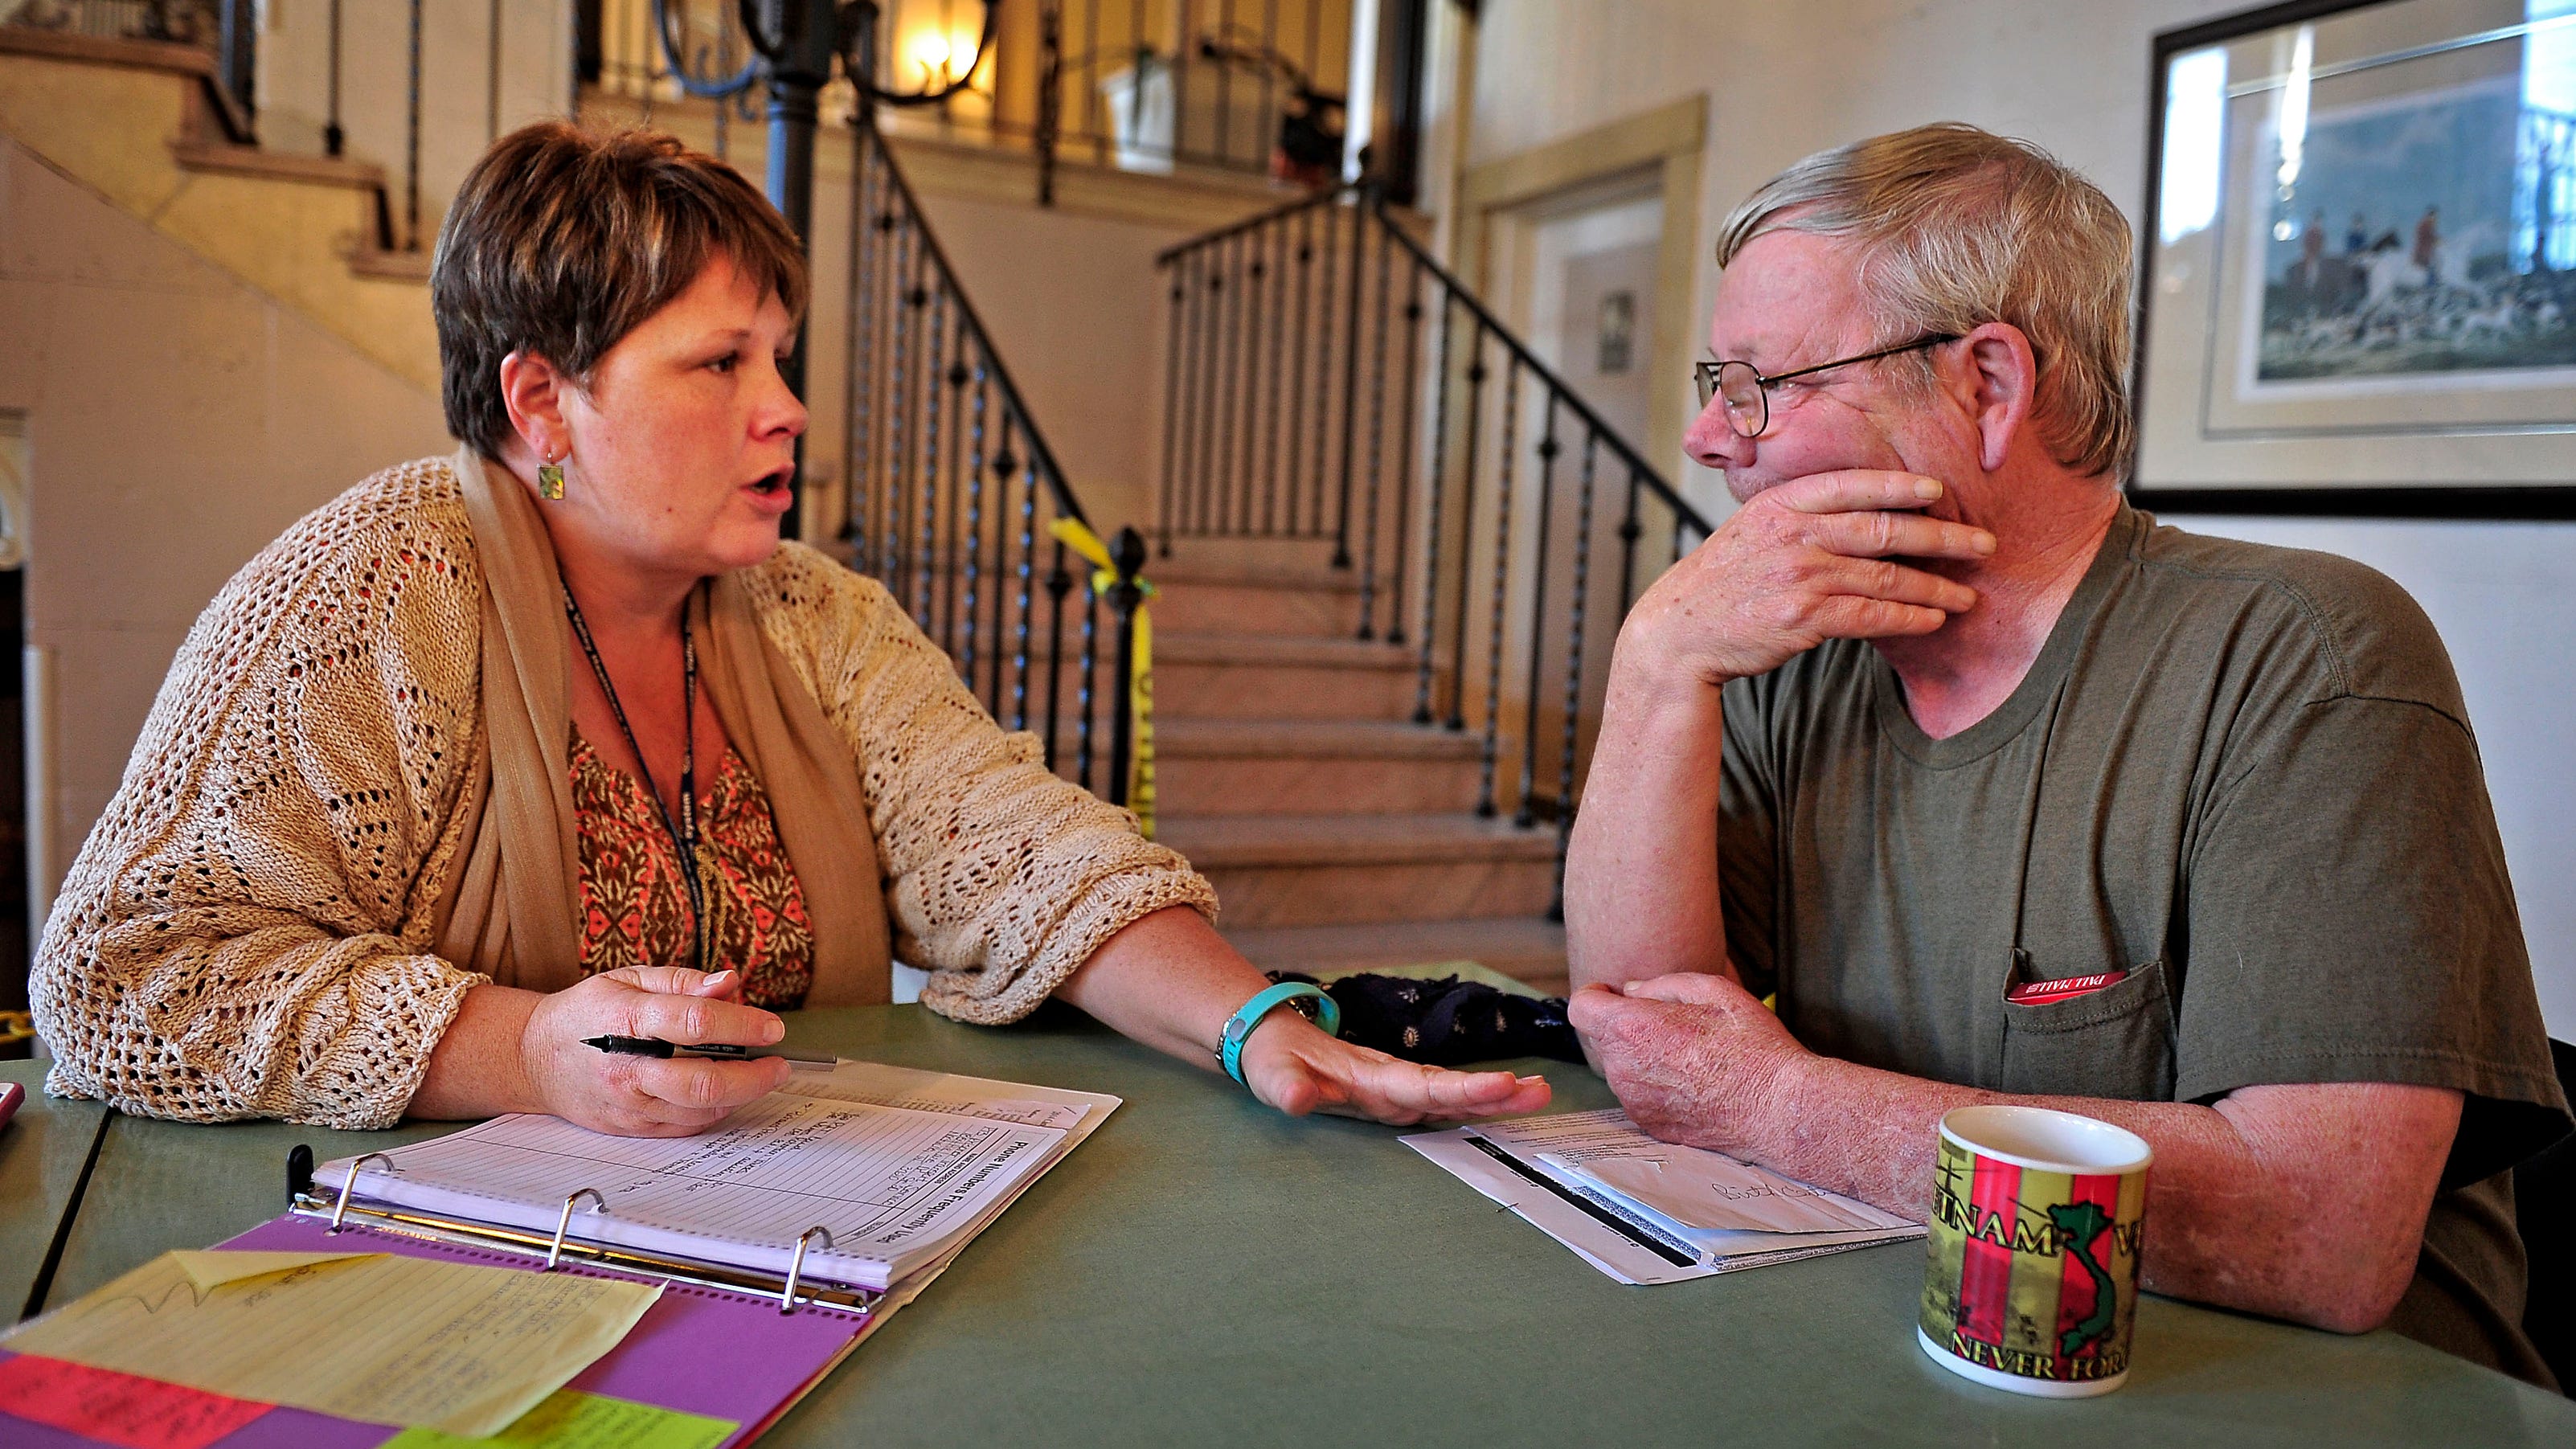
[382,1389,735,1449]
[170,1250,379,1291]
[0,1251,659,1439]
[0,1352,270,1449]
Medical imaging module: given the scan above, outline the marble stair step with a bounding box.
[1153,631,1419,720]
[1153,718,1481,815]
[1157,812,1558,927]
[1145,556,1389,638]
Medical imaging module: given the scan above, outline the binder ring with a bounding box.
[545,1189,609,1271]
[327,1153,398,1234]
[780,1226,833,1314]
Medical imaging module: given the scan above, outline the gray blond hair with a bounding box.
[1715,122,2133,481]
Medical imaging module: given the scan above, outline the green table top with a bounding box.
[27,1007,2576,1446]
[0,1059,109,1320]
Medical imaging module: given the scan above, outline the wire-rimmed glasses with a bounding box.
[1693,333,1961,440]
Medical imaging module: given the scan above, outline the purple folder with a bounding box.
[0,1213,874,1448]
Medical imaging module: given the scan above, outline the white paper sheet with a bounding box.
[1475,1108,1919,1251]
[317,1062,1121,1291]
[1403,1128,1897,1286]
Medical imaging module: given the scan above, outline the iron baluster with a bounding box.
[1355,201,1393,637]
[1284,204,1314,535]
[1474,357,1521,818]
[1008,422,1038,731]
[916,288,952,630]
[1387,254,1424,648]
[1104,528,1147,807]
[842,129,875,561]
[1514,396,1559,829]
[325,0,345,156]
[1331,192,1366,567]
[405,0,423,248]
[1239,228,1268,535]
[1411,285,1454,723]
[1076,565,1100,790]
[1260,217,1288,534]
[884,223,915,587]
[1195,256,1222,534]
[960,361,991,694]
[1615,470,1644,621]
[1311,196,1338,537]
[1043,535,1073,772]
[1214,231,1242,534]
[1157,258,1185,557]
[941,342,973,661]
[1445,327,1487,732]
[1552,432,1603,921]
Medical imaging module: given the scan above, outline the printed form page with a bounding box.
[321,1092,1068,1291]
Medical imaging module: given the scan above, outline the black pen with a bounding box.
[583,1035,839,1070]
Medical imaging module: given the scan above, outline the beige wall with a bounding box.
[1443,0,2576,1034]
[0,137,450,911]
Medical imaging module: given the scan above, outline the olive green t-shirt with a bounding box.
[1718,505,2571,1385]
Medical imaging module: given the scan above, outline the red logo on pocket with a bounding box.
[2004,970,2128,1005]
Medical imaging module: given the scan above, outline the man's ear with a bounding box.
[497,350,570,462]
[1951,321,2038,473]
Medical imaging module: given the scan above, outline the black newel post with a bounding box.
[1104,526,1147,809]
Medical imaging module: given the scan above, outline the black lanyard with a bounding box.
[563,581,707,976]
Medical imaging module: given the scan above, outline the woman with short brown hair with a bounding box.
[31,122,1547,1136]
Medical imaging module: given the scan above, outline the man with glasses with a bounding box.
[1562,122,2566,1384]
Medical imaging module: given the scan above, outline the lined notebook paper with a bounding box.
[317,1062,1119,1292]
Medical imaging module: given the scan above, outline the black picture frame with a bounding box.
[2130,0,2576,520]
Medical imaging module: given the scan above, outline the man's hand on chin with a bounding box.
[1566,972,1811,1158]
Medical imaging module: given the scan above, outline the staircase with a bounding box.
[1145,542,1567,990]
[1144,189,1719,997]
[0,27,437,390]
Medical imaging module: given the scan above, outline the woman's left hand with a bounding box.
[1235,1013,1551,1125]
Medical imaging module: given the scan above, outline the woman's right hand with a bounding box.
[518,967,792,1136]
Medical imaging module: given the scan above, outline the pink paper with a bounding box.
[0,1355,269,1449]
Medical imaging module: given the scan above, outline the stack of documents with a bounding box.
[0,1060,1115,1449]
[1407,1109,1923,1285]
[313,1058,1114,1292]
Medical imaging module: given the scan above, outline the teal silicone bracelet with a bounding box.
[1217,982,1341,1086]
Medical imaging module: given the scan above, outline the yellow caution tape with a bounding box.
[1047,519,1156,839]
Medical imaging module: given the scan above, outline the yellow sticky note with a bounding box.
[1,1251,660,1439]
[169,1250,381,1291]
[382,1390,736,1449]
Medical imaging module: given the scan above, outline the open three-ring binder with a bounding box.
[206,1059,1121,1447]
[296,1055,1116,1311]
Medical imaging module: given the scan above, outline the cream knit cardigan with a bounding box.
[31,457,1214,1129]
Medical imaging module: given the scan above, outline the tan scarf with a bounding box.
[432,448,891,1005]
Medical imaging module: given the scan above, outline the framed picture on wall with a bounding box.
[2132,0,2576,517]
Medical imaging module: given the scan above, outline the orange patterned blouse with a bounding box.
[571,728,816,1009]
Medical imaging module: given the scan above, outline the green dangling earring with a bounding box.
[538,452,566,501]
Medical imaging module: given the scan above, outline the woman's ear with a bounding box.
[1954,321,2038,473]
[497,350,570,463]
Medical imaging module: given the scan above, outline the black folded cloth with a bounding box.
[1270,970,1585,1066]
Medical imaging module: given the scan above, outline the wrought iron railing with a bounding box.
[842,116,1147,803]
[1155,183,1715,900]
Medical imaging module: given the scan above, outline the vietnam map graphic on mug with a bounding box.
[1919,1140,2148,1386]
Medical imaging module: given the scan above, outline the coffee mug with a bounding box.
[1918,1105,2152,1398]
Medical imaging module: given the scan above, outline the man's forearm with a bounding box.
[1563,657,1733,990]
[1745,1055,2458,1335]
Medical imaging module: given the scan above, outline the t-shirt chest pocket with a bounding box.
[1997,954,2178,1100]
